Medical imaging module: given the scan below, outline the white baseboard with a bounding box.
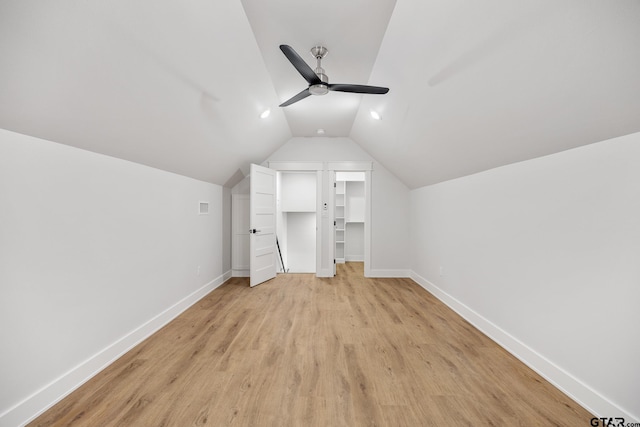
[409,270,637,423]
[232,269,249,277]
[345,255,364,262]
[222,269,232,282]
[2,271,232,427]
[366,269,410,278]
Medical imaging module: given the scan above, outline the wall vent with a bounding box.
[199,201,209,215]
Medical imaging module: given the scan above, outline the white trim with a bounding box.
[232,269,249,277]
[316,170,323,276]
[409,270,637,423]
[222,270,232,282]
[367,269,410,278]
[327,161,373,171]
[327,165,372,278]
[1,272,232,427]
[316,268,333,278]
[345,255,364,262]
[267,161,323,171]
[363,170,372,277]
[330,171,336,276]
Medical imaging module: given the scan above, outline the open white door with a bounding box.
[249,163,277,287]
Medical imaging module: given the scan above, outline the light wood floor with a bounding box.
[30,263,592,426]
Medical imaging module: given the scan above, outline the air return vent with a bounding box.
[199,201,209,215]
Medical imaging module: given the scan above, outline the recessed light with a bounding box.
[370,110,381,120]
[260,109,271,119]
[317,128,325,135]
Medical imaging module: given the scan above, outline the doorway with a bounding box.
[232,161,371,282]
[333,171,367,276]
[276,171,317,273]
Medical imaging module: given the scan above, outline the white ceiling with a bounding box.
[1,0,639,189]
[352,0,640,187]
[0,0,292,185]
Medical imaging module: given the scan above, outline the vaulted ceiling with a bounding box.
[1,0,639,189]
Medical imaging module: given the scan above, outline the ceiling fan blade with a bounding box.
[279,88,312,107]
[328,84,389,94]
[280,45,322,86]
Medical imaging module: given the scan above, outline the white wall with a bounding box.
[345,222,364,261]
[284,212,316,273]
[267,137,410,277]
[222,186,232,273]
[345,181,365,222]
[409,132,640,422]
[0,129,229,426]
[280,172,316,212]
[275,173,287,273]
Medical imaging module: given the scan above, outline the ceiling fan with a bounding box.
[279,44,389,107]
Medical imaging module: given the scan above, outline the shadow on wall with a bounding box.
[224,168,246,189]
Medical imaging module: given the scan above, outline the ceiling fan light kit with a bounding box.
[279,44,389,107]
[309,84,329,96]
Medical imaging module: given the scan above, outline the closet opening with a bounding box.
[334,171,366,276]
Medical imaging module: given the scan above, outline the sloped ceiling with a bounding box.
[0,0,292,185]
[351,0,640,188]
[1,1,639,189]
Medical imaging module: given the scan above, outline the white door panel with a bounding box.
[250,164,277,287]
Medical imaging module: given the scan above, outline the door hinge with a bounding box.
[334,259,336,264]
[334,182,336,188]
[334,220,336,226]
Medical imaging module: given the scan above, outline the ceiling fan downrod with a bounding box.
[310,46,329,95]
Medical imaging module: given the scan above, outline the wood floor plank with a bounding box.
[29,263,593,426]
